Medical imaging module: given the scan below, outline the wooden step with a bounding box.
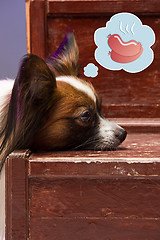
[4,132,160,240]
[112,118,160,133]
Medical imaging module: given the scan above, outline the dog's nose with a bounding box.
[116,129,127,143]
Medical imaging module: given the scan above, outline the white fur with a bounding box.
[97,117,122,149]
[0,79,14,108]
[56,76,96,102]
[0,77,97,105]
[0,80,14,240]
[99,117,121,133]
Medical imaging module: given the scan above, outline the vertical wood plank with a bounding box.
[26,0,47,58]
[26,0,31,54]
[0,166,5,240]
[5,150,30,240]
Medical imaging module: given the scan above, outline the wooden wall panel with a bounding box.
[29,177,160,219]
[26,0,47,57]
[47,0,160,14]
[26,0,160,118]
[4,2,160,239]
[30,218,160,240]
[47,16,160,118]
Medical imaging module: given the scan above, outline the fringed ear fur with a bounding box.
[0,54,56,171]
[0,33,79,171]
[47,32,79,76]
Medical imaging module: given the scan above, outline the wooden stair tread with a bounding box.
[111,118,160,132]
[28,133,160,162]
[5,132,160,240]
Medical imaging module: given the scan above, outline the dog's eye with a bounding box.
[79,110,92,123]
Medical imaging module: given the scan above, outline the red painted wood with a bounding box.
[47,16,160,118]
[47,0,160,14]
[112,118,160,132]
[5,150,30,240]
[29,133,160,166]
[27,0,47,58]
[5,133,160,239]
[6,1,159,239]
[30,177,160,218]
[30,218,160,240]
[26,0,160,118]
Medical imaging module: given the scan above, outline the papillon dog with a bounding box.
[0,32,127,171]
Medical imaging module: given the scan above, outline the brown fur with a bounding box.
[47,32,79,76]
[31,80,99,150]
[0,54,57,170]
[0,32,92,171]
[0,32,127,172]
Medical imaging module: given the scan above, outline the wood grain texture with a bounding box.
[5,150,30,240]
[4,133,160,239]
[29,133,160,169]
[28,134,160,239]
[26,0,160,117]
[29,177,160,218]
[0,166,5,240]
[9,1,160,239]
[30,218,160,240]
[47,16,160,117]
[111,118,160,133]
[47,0,160,14]
[26,0,47,57]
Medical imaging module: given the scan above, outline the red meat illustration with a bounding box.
[108,34,143,63]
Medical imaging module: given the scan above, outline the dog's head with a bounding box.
[1,32,127,163]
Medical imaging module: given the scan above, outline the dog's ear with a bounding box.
[0,54,56,165]
[14,54,56,109]
[47,32,79,76]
